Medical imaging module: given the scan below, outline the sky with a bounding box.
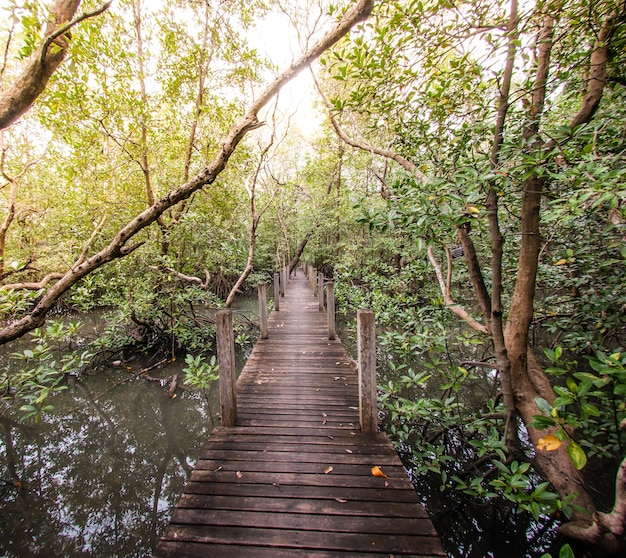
[248,8,325,138]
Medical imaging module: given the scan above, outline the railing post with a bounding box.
[281,267,286,297]
[312,268,317,296]
[327,281,336,340]
[216,309,237,427]
[273,272,280,311]
[357,309,377,434]
[318,272,325,311]
[279,268,285,298]
[258,283,268,339]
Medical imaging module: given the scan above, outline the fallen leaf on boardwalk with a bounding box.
[334,497,348,503]
[385,481,389,488]
[322,413,328,417]
[236,471,243,479]
[371,466,390,479]
[537,434,562,451]
[322,420,327,425]
[334,377,340,381]
[345,449,353,454]
[211,466,223,472]
[324,466,334,474]
[328,435,335,440]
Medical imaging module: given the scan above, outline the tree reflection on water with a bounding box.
[0,369,215,557]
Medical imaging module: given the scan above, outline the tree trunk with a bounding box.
[289,230,314,274]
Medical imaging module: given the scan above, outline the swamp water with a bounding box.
[1,368,217,557]
[0,304,253,557]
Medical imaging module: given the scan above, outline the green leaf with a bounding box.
[567,441,587,470]
[613,384,626,395]
[534,397,552,414]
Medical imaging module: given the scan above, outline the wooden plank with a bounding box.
[194,450,403,467]
[182,480,424,503]
[159,524,445,556]
[170,508,439,536]
[176,493,430,518]
[155,540,441,558]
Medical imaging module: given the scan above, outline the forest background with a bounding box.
[0,0,625,556]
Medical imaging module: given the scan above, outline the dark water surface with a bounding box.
[1,365,218,557]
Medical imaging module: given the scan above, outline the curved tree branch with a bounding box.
[40,2,112,63]
[427,245,489,335]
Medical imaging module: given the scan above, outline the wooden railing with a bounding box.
[216,265,378,434]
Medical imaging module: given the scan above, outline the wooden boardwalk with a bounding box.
[154,272,445,557]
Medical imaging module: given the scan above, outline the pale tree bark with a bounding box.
[0,1,112,130]
[173,0,214,222]
[225,107,280,308]
[132,0,169,253]
[427,245,489,335]
[0,0,374,345]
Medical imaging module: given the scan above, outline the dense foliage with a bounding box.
[0,0,625,555]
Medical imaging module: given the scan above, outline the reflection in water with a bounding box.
[0,368,218,557]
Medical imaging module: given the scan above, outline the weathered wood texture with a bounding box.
[154,274,444,557]
[327,280,336,340]
[357,309,377,434]
[217,309,237,427]
[258,284,268,340]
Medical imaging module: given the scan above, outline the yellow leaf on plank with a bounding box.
[324,466,334,474]
[537,434,562,451]
[371,465,390,478]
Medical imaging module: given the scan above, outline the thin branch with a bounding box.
[72,215,108,269]
[311,71,426,182]
[427,246,489,335]
[1,272,65,291]
[41,2,113,62]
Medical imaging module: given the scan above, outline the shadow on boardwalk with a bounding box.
[154,272,445,557]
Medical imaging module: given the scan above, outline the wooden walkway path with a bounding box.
[154,272,445,557]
